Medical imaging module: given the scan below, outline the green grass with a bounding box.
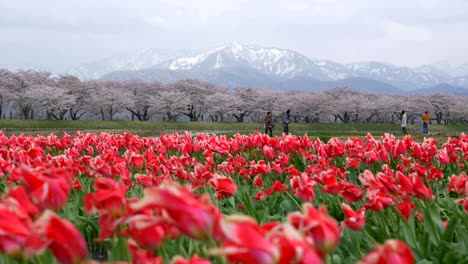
[0,119,465,138]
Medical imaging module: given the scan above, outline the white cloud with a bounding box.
[144,16,167,29]
[279,1,309,12]
[1,0,468,70]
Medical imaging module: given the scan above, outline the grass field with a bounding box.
[0,119,466,143]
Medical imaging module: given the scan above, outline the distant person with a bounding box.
[264,111,273,137]
[401,110,407,134]
[422,111,431,134]
[281,109,291,134]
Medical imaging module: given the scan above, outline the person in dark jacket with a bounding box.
[281,109,291,134]
[264,111,273,137]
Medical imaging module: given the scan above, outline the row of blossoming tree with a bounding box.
[0,130,468,263]
[1,68,468,123]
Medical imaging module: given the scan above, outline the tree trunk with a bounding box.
[21,106,31,119]
[100,107,106,120]
[70,107,86,120]
[334,112,350,123]
[233,113,244,122]
[436,111,443,124]
[233,110,251,122]
[365,112,376,123]
[0,97,3,120]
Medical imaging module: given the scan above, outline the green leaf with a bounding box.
[290,153,305,171]
[423,202,443,244]
[399,218,417,250]
[279,199,297,213]
[442,251,463,264]
[416,260,434,264]
[441,217,458,242]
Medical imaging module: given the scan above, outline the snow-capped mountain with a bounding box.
[154,42,332,80]
[345,61,448,89]
[68,48,191,80]
[449,75,468,88]
[424,61,468,78]
[312,60,349,80]
[97,42,468,94]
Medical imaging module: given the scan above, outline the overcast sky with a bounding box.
[1,0,468,72]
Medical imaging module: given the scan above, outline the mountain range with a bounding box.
[69,43,468,95]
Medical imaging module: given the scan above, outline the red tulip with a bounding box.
[263,145,276,159]
[127,239,163,264]
[342,203,366,231]
[365,190,394,212]
[395,201,415,221]
[171,254,212,264]
[288,204,340,253]
[340,182,364,203]
[134,173,153,187]
[125,215,168,249]
[411,174,434,201]
[0,198,36,258]
[290,173,316,202]
[16,166,72,211]
[128,153,145,170]
[208,174,238,200]
[359,239,414,264]
[209,215,279,264]
[269,223,324,264]
[27,145,44,159]
[32,210,87,264]
[448,173,468,196]
[129,183,221,239]
[84,177,128,215]
[6,186,39,217]
[254,176,264,188]
[437,148,450,164]
[456,197,468,214]
[265,180,289,196]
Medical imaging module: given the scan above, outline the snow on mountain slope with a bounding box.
[162,42,331,79]
[77,42,468,92]
[448,76,468,88]
[313,60,349,80]
[425,61,468,77]
[68,48,190,80]
[345,61,447,89]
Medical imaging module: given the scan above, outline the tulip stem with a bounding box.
[362,228,378,244]
[285,191,303,212]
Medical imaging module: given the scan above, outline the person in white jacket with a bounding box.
[401,110,407,134]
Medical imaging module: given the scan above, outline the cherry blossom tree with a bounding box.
[290,92,333,123]
[231,87,261,122]
[401,95,433,124]
[324,87,364,123]
[422,93,459,124]
[89,81,133,120]
[1,71,467,124]
[7,70,52,119]
[54,75,90,120]
[448,96,468,123]
[122,80,161,121]
[150,87,190,121]
[0,69,16,119]
[205,91,240,122]
[33,84,76,120]
[173,79,216,121]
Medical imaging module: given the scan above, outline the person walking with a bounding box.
[422,111,431,134]
[281,109,291,134]
[264,111,273,137]
[401,110,407,134]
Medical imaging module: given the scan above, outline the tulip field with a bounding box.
[1,130,468,264]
